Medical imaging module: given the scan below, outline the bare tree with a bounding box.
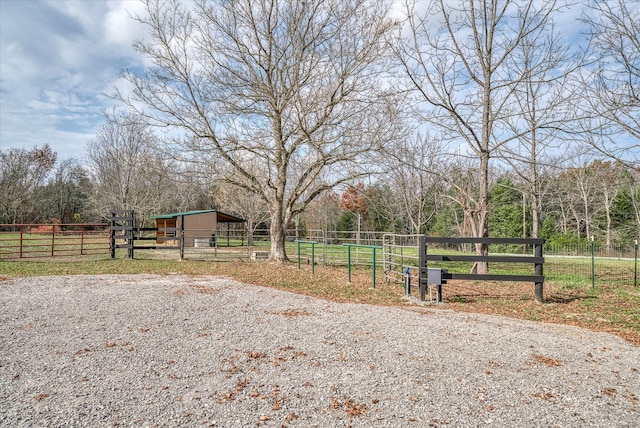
[499,24,582,237]
[0,144,56,224]
[394,0,562,272]
[86,112,176,225]
[580,0,639,166]
[381,133,444,235]
[557,158,604,241]
[303,190,341,234]
[594,162,622,250]
[213,165,270,243]
[624,169,640,241]
[37,158,91,223]
[117,0,397,261]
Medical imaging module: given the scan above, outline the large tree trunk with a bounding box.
[531,192,540,238]
[473,151,490,274]
[269,209,288,262]
[474,82,491,275]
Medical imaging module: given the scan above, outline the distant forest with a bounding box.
[1,142,638,250]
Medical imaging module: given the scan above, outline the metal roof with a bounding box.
[152,210,245,222]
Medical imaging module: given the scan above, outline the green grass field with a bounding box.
[2,231,637,290]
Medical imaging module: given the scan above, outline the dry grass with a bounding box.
[440,278,640,345]
[1,257,638,345]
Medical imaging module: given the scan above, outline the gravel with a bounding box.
[0,274,638,427]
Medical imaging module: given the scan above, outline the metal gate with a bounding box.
[109,210,182,259]
[382,234,423,283]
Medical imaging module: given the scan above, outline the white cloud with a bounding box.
[0,0,148,160]
[104,1,149,50]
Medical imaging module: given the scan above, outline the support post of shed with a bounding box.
[179,215,185,260]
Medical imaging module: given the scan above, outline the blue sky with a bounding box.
[0,0,148,160]
[2,1,631,164]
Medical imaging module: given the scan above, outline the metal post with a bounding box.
[634,240,638,287]
[534,243,543,303]
[295,240,317,274]
[372,247,377,288]
[591,235,595,289]
[51,228,55,257]
[347,245,352,283]
[405,266,411,296]
[323,230,327,267]
[311,243,315,275]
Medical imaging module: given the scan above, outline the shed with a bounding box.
[152,210,245,246]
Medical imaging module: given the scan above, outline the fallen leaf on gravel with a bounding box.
[345,400,367,416]
[277,309,311,317]
[285,413,299,423]
[531,353,562,367]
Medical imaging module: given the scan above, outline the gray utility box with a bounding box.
[418,268,448,303]
[426,268,448,303]
[428,267,444,285]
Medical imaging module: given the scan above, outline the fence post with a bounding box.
[80,227,85,256]
[19,225,24,258]
[372,247,377,288]
[347,245,352,283]
[591,236,595,289]
[534,243,543,303]
[634,240,638,287]
[295,240,317,275]
[322,230,327,267]
[418,235,427,301]
[127,217,135,259]
[109,217,115,258]
[51,227,55,257]
[179,215,185,260]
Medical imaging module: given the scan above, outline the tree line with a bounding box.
[1,0,638,262]
[2,135,637,251]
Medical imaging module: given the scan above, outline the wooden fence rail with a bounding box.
[419,236,546,303]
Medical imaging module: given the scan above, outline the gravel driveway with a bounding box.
[1,275,638,427]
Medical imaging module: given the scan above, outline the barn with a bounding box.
[152,210,245,247]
